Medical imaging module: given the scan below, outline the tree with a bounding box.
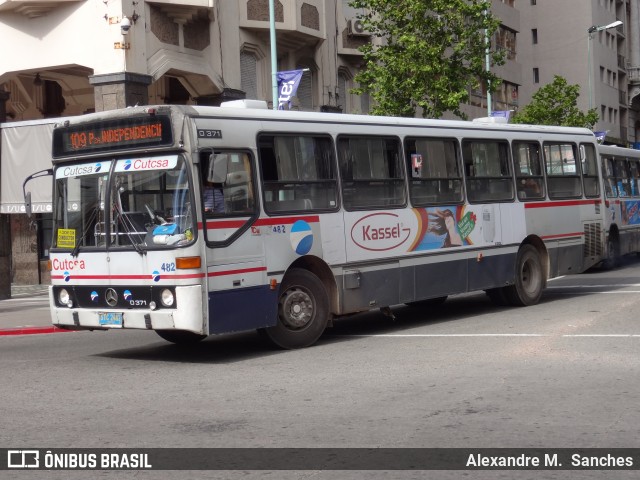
[349,0,504,119]
[511,75,599,128]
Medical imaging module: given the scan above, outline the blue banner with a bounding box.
[277,69,304,110]
[490,110,511,121]
[594,131,608,143]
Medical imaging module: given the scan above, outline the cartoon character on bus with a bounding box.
[410,206,476,251]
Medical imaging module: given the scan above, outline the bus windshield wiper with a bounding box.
[116,212,147,255]
[71,205,100,257]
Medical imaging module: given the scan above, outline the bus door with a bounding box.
[200,151,274,334]
[579,143,605,268]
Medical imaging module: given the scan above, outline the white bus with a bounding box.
[25,102,607,349]
[599,144,640,266]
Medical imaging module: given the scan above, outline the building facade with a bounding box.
[0,0,639,286]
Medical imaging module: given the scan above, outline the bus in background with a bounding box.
[24,102,606,349]
[598,144,640,267]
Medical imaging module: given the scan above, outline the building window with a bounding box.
[240,51,258,100]
[495,26,517,60]
[532,29,538,44]
[296,66,314,110]
[337,72,347,113]
[533,68,539,83]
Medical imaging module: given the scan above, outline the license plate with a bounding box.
[98,312,123,328]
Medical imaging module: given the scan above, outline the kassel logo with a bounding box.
[350,212,411,251]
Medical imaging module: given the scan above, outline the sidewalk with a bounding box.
[10,283,49,298]
[0,284,68,336]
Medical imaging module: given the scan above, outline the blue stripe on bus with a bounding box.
[208,285,278,334]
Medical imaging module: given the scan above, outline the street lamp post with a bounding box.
[269,0,278,110]
[587,20,622,110]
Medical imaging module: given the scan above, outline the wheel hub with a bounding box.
[281,289,314,329]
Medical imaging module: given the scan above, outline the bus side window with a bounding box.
[512,141,545,201]
[405,137,463,206]
[338,136,406,210]
[614,158,632,197]
[629,161,640,197]
[543,143,582,199]
[602,157,617,198]
[202,151,255,217]
[462,140,514,203]
[258,135,338,213]
[580,143,600,198]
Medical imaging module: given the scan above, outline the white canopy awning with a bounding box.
[1,119,59,214]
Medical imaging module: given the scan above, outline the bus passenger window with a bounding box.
[543,143,582,199]
[462,140,514,203]
[580,143,600,198]
[338,136,406,210]
[602,157,617,198]
[513,141,545,201]
[405,137,462,206]
[614,159,632,197]
[629,161,640,197]
[258,135,338,213]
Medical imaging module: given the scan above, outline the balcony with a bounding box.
[620,90,627,105]
[629,66,640,84]
[239,0,325,51]
[618,55,626,71]
[0,0,83,18]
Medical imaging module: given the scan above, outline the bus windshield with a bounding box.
[52,155,194,252]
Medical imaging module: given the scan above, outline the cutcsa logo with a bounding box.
[90,291,99,302]
[63,271,71,282]
[94,162,103,173]
[123,290,133,301]
[151,271,160,282]
[123,159,132,170]
[289,220,313,255]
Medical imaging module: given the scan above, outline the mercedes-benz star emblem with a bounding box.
[105,288,118,307]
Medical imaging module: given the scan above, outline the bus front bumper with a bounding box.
[49,285,205,334]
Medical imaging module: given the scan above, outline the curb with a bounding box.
[0,326,73,337]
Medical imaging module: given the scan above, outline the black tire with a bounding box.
[485,287,510,306]
[601,235,619,270]
[504,245,544,306]
[260,269,329,349]
[406,296,448,307]
[156,330,207,345]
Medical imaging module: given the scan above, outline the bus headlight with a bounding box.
[58,288,70,306]
[160,289,174,307]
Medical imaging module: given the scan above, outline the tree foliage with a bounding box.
[511,75,599,129]
[349,0,503,119]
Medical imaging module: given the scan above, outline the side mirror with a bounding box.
[23,168,53,218]
[208,153,229,184]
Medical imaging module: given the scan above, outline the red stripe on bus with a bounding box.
[524,199,599,209]
[541,232,584,240]
[51,273,205,280]
[202,215,320,230]
[208,266,267,277]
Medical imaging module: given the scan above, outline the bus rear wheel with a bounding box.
[485,287,510,306]
[261,269,329,349]
[156,330,207,345]
[505,245,544,306]
[602,235,619,270]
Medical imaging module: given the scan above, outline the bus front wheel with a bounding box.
[261,269,329,349]
[156,330,207,345]
[505,245,544,306]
